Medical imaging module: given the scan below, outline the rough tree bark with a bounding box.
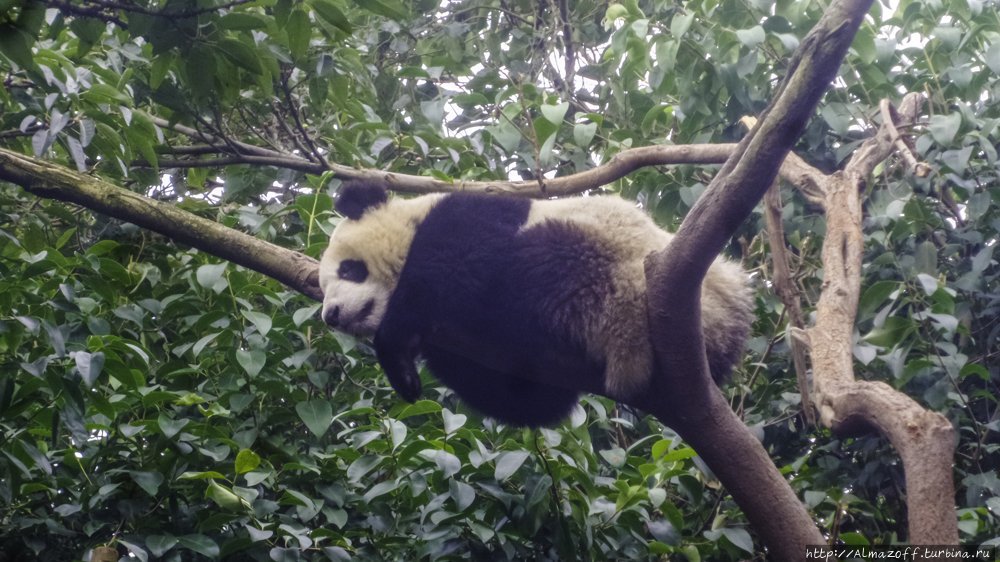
[775,94,958,546]
[0,148,324,302]
[636,0,878,557]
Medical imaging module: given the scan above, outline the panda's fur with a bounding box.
[319,181,753,427]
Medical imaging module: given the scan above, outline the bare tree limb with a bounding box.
[145,118,740,195]
[805,93,958,545]
[151,113,840,200]
[764,182,816,426]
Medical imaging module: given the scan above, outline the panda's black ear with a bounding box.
[336,181,389,220]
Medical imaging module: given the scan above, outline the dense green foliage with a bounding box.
[0,0,998,560]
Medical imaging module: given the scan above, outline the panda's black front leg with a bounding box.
[373,311,424,403]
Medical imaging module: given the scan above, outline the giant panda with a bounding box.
[319,180,753,427]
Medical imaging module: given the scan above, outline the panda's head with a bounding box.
[319,181,440,335]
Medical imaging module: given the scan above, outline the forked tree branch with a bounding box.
[763,92,956,545]
[807,93,957,545]
[638,0,876,557]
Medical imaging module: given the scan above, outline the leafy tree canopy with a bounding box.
[0,0,997,560]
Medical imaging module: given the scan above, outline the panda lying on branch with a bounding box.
[319,181,752,427]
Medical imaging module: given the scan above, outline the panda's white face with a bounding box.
[319,197,431,335]
[320,188,443,336]
[318,220,398,335]
[319,252,388,336]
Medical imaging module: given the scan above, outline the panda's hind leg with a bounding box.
[423,346,581,427]
[596,264,655,400]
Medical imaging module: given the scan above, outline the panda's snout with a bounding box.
[322,299,377,334]
[323,305,341,327]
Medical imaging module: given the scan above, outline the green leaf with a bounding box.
[604,3,629,25]
[680,545,701,562]
[286,7,311,59]
[0,25,36,70]
[432,449,461,478]
[986,43,1000,74]
[851,25,876,64]
[217,38,263,74]
[178,471,228,480]
[244,471,269,486]
[839,532,870,546]
[803,490,827,508]
[971,244,994,274]
[914,241,937,275]
[735,25,766,48]
[421,99,444,125]
[219,12,270,30]
[573,122,597,147]
[670,12,694,38]
[296,399,334,437]
[292,303,321,326]
[195,263,228,292]
[130,471,164,496]
[177,535,220,558]
[241,310,272,336]
[83,83,132,105]
[359,0,409,20]
[235,449,261,474]
[158,414,189,439]
[206,479,245,511]
[720,528,754,553]
[236,349,266,378]
[538,128,558,167]
[488,121,521,152]
[599,447,627,467]
[117,540,149,562]
[363,480,400,502]
[660,447,698,463]
[494,450,530,481]
[859,281,899,316]
[449,479,475,511]
[397,399,442,419]
[541,102,570,125]
[442,409,466,433]
[185,44,217,100]
[864,316,914,347]
[648,488,666,507]
[74,351,105,388]
[15,1,45,35]
[928,112,962,145]
[145,535,178,558]
[310,0,352,33]
[247,527,273,542]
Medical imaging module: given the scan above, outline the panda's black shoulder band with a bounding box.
[336,180,389,220]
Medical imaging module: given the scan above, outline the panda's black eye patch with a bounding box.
[337,259,369,283]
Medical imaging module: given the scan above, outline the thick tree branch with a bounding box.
[639,0,874,557]
[0,148,322,301]
[804,93,958,545]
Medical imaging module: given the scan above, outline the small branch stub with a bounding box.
[90,546,118,562]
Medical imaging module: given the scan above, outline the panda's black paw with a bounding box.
[382,359,422,403]
[392,375,421,403]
